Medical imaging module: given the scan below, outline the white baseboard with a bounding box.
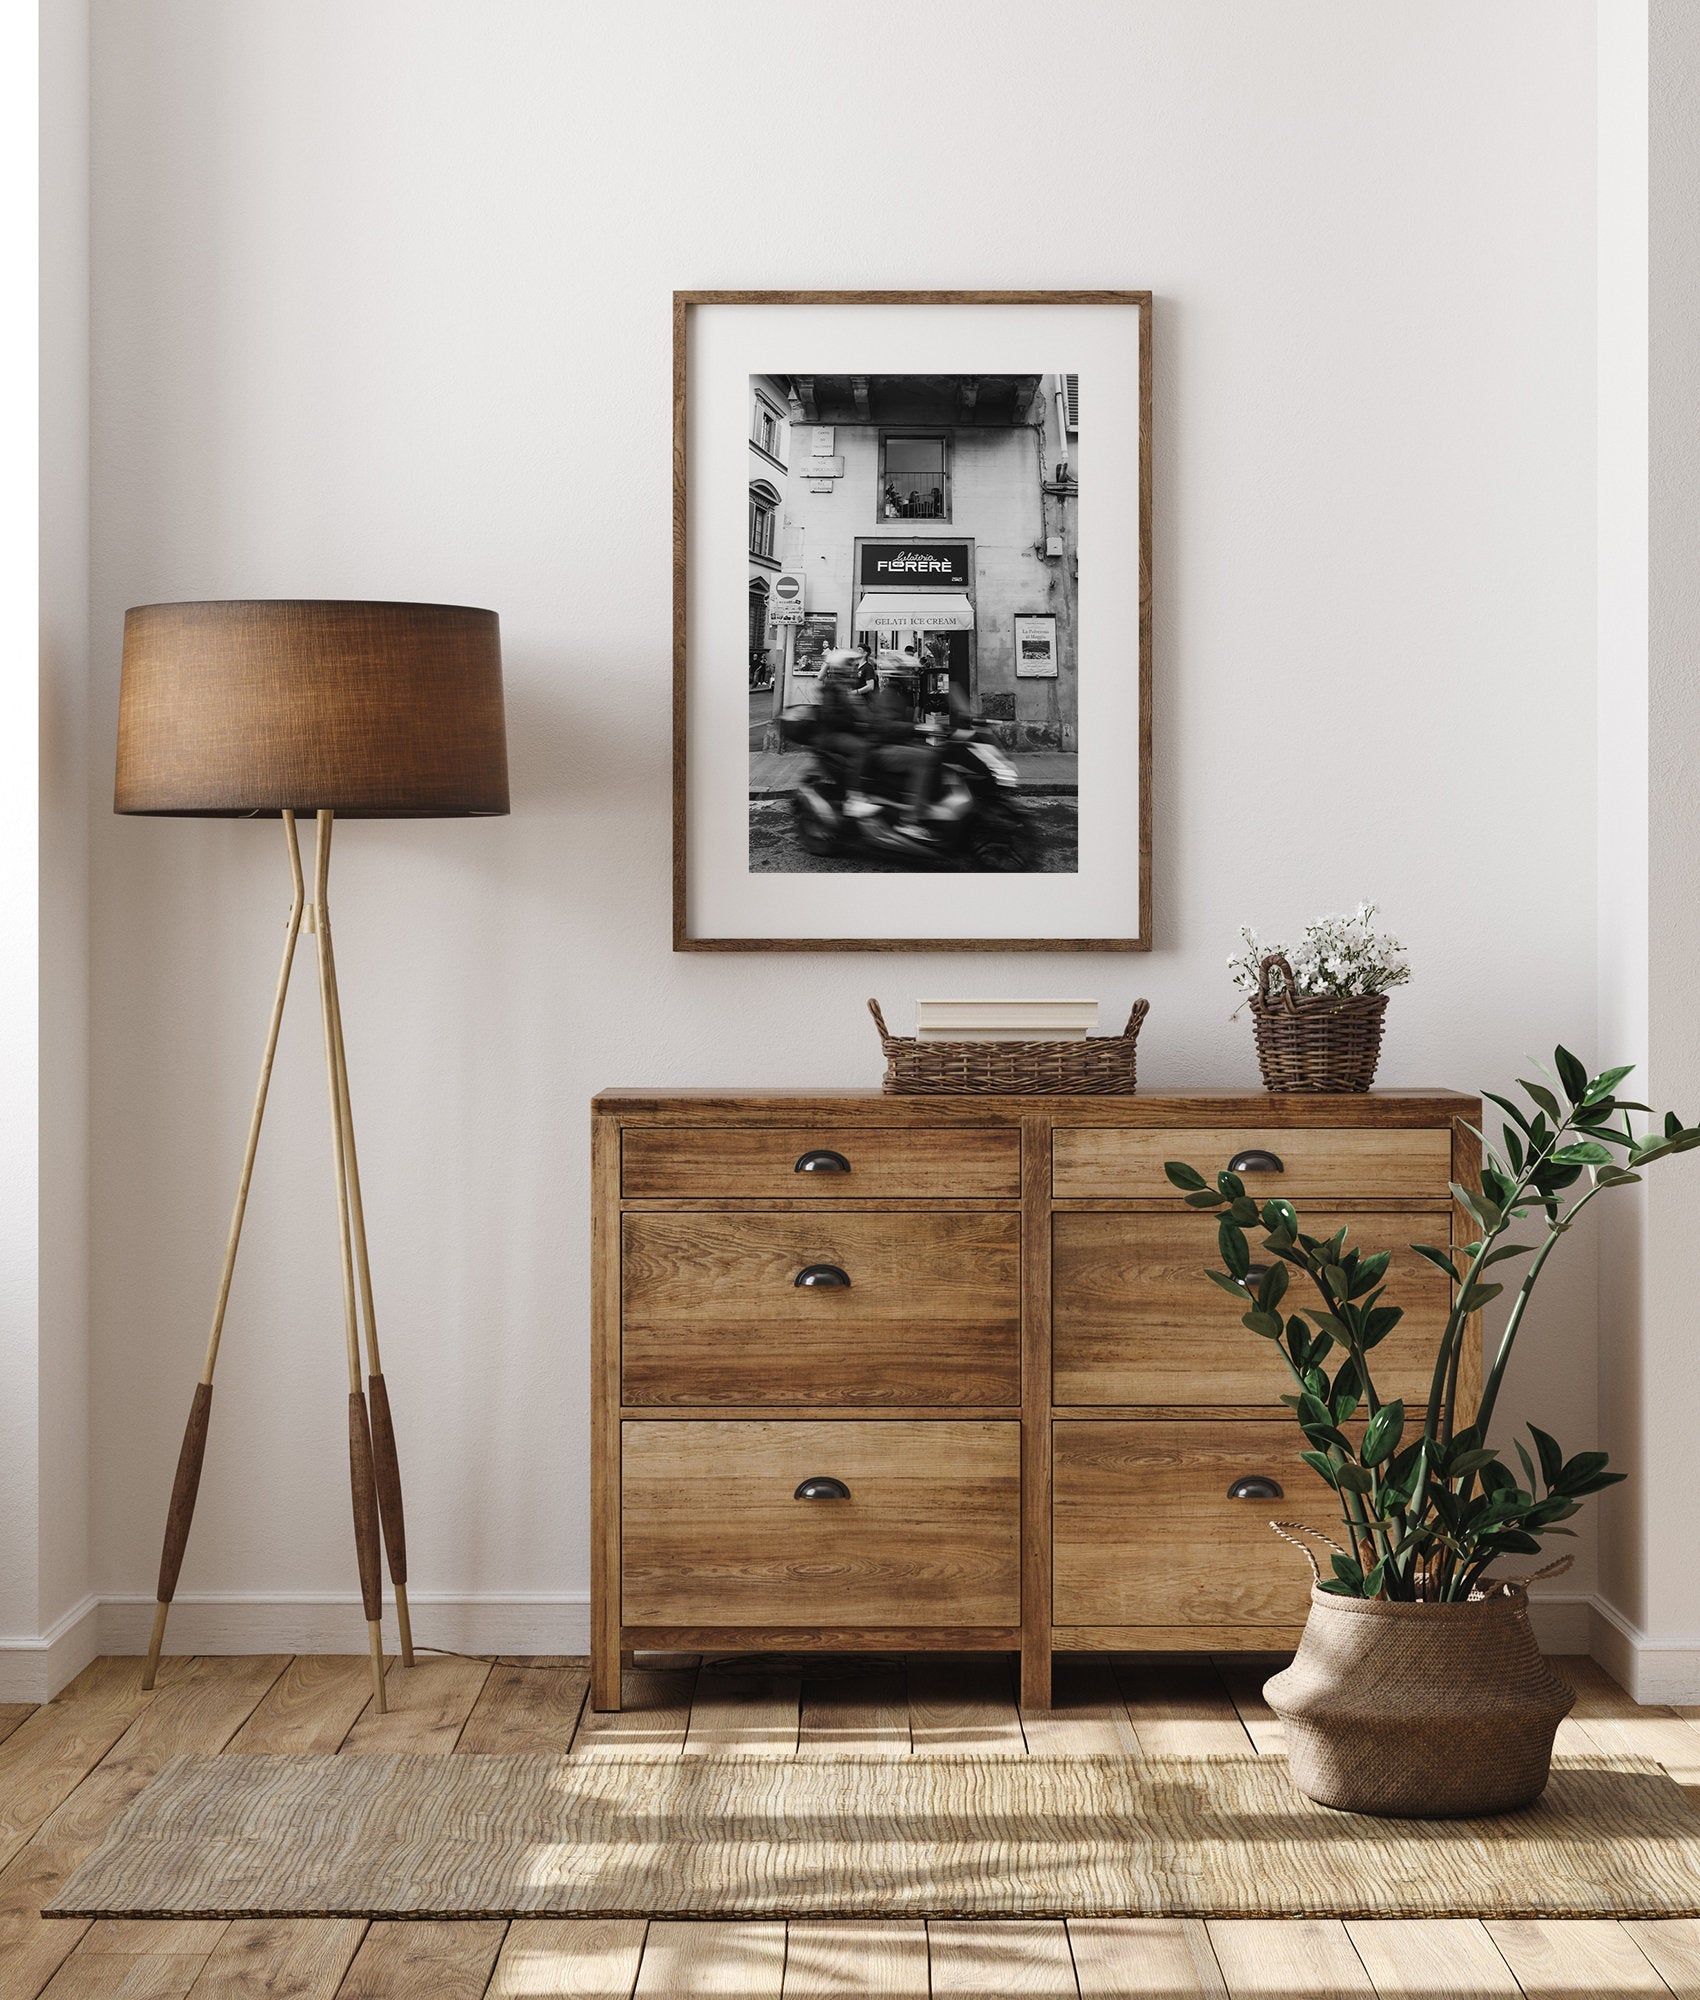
[0,1595,102,1702]
[1523,1591,1595,1654]
[1588,1595,1700,1704]
[94,1591,592,1663]
[6,1587,1697,1705]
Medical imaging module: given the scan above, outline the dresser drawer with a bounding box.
[1053,1210,1451,1408]
[621,1419,1021,1627]
[1053,1420,1339,1628]
[1052,1125,1452,1203]
[622,1125,1021,1199]
[621,1211,1021,1405]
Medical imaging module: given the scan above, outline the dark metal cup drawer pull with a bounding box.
[794,1149,851,1174]
[795,1476,851,1501]
[1244,1264,1271,1286]
[1227,1475,1284,1501]
[1228,1149,1285,1175]
[794,1263,851,1288]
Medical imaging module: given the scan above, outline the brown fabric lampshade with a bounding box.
[115,600,509,817]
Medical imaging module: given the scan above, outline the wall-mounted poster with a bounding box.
[1014,613,1060,678]
[676,290,1151,951]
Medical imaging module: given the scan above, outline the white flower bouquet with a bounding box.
[1230,902,1411,1012]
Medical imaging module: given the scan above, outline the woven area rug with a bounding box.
[47,1750,1700,1921]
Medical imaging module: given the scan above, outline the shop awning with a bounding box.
[855,593,974,632]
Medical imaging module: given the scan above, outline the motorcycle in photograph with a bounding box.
[780,709,1037,870]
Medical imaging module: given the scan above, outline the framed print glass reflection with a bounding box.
[673,290,1151,951]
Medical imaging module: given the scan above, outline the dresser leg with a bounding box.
[1021,1636,1053,1712]
[591,1645,624,1712]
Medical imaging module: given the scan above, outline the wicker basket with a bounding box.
[869,997,1149,1096]
[1249,953,1387,1094]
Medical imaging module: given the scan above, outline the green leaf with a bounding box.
[1216,1169,1246,1201]
[1335,1461,1374,1493]
[1257,1262,1290,1311]
[1585,1063,1636,1104]
[1411,1243,1461,1283]
[1484,1090,1533,1135]
[1457,1281,1504,1314]
[1479,1240,1534,1268]
[1184,1188,1225,1208]
[1515,1438,1538,1495]
[1362,1400,1405,1466]
[1299,1449,1340,1486]
[1519,1078,1562,1121]
[1530,1424,1564,1489]
[1551,1140,1612,1167]
[1322,1264,1348,1302]
[1241,1309,1284,1339]
[1330,1552,1365,1590]
[1347,1251,1391,1299]
[1207,1269,1249,1299]
[1218,1219,1250,1280]
[1451,1182,1503,1231]
[1447,1448,1498,1478]
[1164,1161,1207,1192]
[1555,1045,1589,1105]
[1261,1199,1298,1236]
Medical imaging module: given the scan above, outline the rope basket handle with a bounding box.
[867,997,893,1046]
[1268,1519,1351,1583]
[1258,954,1301,1014]
[1478,1552,1575,1598]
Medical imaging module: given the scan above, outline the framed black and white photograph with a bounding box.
[673,291,1151,951]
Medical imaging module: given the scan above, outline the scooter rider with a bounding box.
[865,658,939,844]
[813,650,879,819]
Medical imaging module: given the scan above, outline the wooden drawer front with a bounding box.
[1053,1210,1451,1408]
[622,1125,1021,1200]
[622,1211,1020,1406]
[1053,1420,1339,1628]
[621,1420,1021,1627]
[1051,1126,1452,1203]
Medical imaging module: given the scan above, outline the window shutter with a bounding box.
[1064,374,1079,430]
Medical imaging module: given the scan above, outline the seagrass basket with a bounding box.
[1249,953,1387,1094]
[869,997,1149,1096]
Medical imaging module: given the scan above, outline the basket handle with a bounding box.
[1478,1552,1575,1598]
[1268,1519,1350,1583]
[1119,998,1151,1040]
[867,997,893,1044]
[1258,954,1300,1013]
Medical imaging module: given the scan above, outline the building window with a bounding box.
[1063,373,1078,431]
[879,435,950,521]
[748,579,770,669]
[749,479,781,560]
[751,396,784,461]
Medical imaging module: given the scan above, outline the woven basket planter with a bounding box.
[1249,953,1388,1094]
[869,998,1149,1096]
[1264,1581,1576,1817]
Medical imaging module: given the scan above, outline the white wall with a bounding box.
[79,1,1607,1659]
[1594,0,1700,1700]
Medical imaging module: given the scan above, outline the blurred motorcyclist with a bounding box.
[865,658,939,842]
[814,650,878,819]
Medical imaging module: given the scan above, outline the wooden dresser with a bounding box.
[591,1088,1480,1710]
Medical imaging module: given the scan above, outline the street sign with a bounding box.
[772,570,805,608]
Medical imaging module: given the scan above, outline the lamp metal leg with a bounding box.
[313,811,388,1714]
[142,813,305,1690]
[324,915,414,1666]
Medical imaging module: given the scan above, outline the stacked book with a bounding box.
[914,999,1099,1042]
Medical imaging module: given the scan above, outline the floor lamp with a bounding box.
[115,600,509,1713]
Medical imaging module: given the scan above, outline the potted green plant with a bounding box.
[1167,1047,1699,1817]
[1231,904,1410,1092]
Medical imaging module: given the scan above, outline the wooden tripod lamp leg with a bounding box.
[312,812,388,1714]
[143,814,306,1692]
[324,920,414,1666]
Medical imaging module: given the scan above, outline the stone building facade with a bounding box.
[769,374,1077,750]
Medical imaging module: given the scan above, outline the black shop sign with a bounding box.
[859,542,971,588]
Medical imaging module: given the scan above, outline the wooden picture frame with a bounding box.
[673,290,1152,952]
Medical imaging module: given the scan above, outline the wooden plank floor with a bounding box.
[0,1652,1695,1999]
